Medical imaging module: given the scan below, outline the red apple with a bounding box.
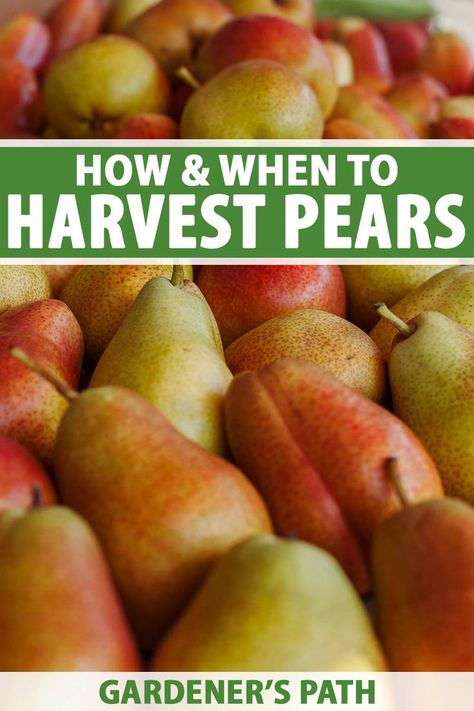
[195,14,337,117]
[0,12,51,73]
[0,434,56,511]
[116,113,179,138]
[196,265,346,347]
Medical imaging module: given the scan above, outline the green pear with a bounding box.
[181,59,324,139]
[341,265,446,331]
[370,266,474,358]
[0,505,140,671]
[152,535,387,671]
[378,305,474,504]
[90,267,232,454]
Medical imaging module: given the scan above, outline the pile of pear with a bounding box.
[0,262,474,672]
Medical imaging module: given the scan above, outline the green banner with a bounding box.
[0,144,472,260]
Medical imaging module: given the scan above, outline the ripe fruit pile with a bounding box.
[1,0,474,139]
[0,262,474,671]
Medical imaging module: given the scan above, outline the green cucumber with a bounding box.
[316,0,436,22]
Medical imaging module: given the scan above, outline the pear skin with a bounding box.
[152,535,387,672]
[225,358,442,593]
[225,309,387,403]
[90,272,231,454]
[0,506,140,671]
[0,265,51,312]
[55,386,271,650]
[0,300,83,465]
[373,498,474,671]
[61,265,192,362]
[370,266,474,358]
[0,435,56,511]
[385,309,474,504]
[43,265,82,296]
[341,265,446,331]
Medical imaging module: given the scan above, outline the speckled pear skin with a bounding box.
[225,359,443,594]
[54,386,272,650]
[0,265,51,312]
[152,535,387,672]
[90,275,232,455]
[388,310,474,504]
[43,265,82,296]
[370,266,474,358]
[0,506,141,671]
[225,309,387,403]
[181,59,324,139]
[341,265,447,332]
[0,300,83,466]
[372,498,474,671]
[61,265,193,363]
[0,435,56,511]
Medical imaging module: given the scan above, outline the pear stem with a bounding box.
[374,302,415,338]
[171,264,185,288]
[32,485,43,510]
[9,346,79,403]
[175,66,201,90]
[386,457,410,509]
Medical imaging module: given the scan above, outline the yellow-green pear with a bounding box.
[342,265,446,331]
[107,0,161,32]
[379,305,474,505]
[370,266,474,358]
[152,535,387,672]
[0,266,51,312]
[90,267,231,454]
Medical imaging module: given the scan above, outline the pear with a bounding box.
[225,309,387,403]
[47,381,271,650]
[152,535,387,672]
[0,435,56,511]
[43,265,82,296]
[0,300,83,465]
[61,265,193,362]
[107,0,161,32]
[0,505,140,671]
[373,494,474,671]
[225,358,442,593]
[377,305,474,505]
[0,265,51,312]
[341,265,446,331]
[90,267,231,454]
[370,266,474,358]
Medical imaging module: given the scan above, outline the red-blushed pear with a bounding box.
[373,490,474,670]
[224,310,387,404]
[421,31,474,96]
[223,0,314,30]
[434,96,474,139]
[116,112,179,138]
[377,21,428,75]
[0,301,83,465]
[387,71,447,139]
[335,19,393,94]
[43,35,170,139]
[0,505,141,671]
[224,358,442,594]
[47,0,106,58]
[0,59,42,135]
[107,0,160,32]
[48,379,271,650]
[331,84,417,138]
[324,118,375,139]
[195,15,337,118]
[323,41,354,87]
[196,265,346,347]
[0,435,56,511]
[125,0,232,76]
[0,12,51,72]
[42,265,83,296]
[181,59,324,139]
